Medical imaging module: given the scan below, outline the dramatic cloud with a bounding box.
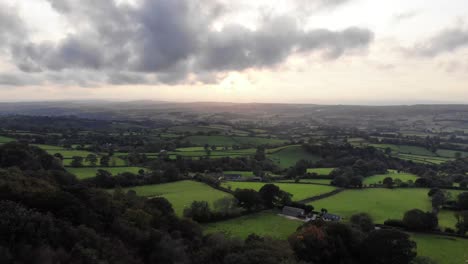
[407,26,468,57]
[1,0,373,86]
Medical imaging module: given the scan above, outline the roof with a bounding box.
[322,213,341,221]
[282,206,305,217]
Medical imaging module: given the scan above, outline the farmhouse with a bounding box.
[282,206,305,218]
[224,174,242,181]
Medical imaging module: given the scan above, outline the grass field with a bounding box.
[0,136,14,143]
[310,188,464,229]
[32,144,67,150]
[412,233,468,264]
[268,145,320,169]
[280,179,332,185]
[67,166,146,180]
[363,172,419,185]
[224,171,254,178]
[204,211,302,239]
[307,168,334,175]
[118,180,232,215]
[221,182,336,201]
[184,135,287,147]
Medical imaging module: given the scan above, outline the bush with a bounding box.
[403,209,438,231]
[384,219,406,229]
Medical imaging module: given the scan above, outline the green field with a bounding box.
[412,233,468,264]
[223,171,254,178]
[67,166,146,180]
[32,144,67,150]
[204,211,302,239]
[310,188,464,229]
[280,179,332,185]
[268,145,320,169]
[307,168,334,175]
[118,180,232,215]
[363,172,419,185]
[184,135,287,147]
[0,136,14,143]
[221,182,336,201]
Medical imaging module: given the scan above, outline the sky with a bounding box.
[0,0,468,104]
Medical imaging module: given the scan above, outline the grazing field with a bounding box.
[280,179,332,185]
[32,144,67,150]
[185,135,287,147]
[397,153,451,165]
[268,145,320,169]
[223,171,254,178]
[310,188,464,229]
[46,149,96,158]
[118,180,232,215]
[307,168,334,175]
[0,136,14,143]
[363,172,419,185]
[204,211,302,239]
[412,233,468,264]
[67,166,146,180]
[221,182,336,201]
[169,148,256,159]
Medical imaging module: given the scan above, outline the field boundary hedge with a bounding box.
[297,188,344,204]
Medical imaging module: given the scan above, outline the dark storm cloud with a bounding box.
[407,26,468,57]
[3,0,373,85]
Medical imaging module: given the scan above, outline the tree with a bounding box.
[53,153,64,160]
[100,155,110,167]
[349,176,363,188]
[85,154,98,166]
[70,156,83,167]
[332,175,350,187]
[233,189,263,211]
[360,230,416,264]
[455,210,468,235]
[183,201,212,222]
[254,146,266,161]
[431,190,449,213]
[259,184,292,208]
[458,192,468,210]
[403,209,438,231]
[454,152,462,159]
[383,177,394,188]
[350,213,374,232]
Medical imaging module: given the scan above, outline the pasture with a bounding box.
[307,168,334,175]
[221,181,336,201]
[204,211,302,239]
[118,180,232,215]
[268,145,320,169]
[362,172,419,185]
[184,135,287,147]
[224,171,254,178]
[280,179,332,185]
[412,233,468,264]
[0,136,14,143]
[310,188,464,229]
[67,166,146,180]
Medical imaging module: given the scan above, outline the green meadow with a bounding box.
[268,145,320,169]
[118,180,232,215]
[0,136,14,143]
[310,188,464,229]
[307,168,334,175]
[221,181,336,201]
[67,166,146,180]
[412,233,468,264]
[204,211,302,239]
[184,135,287,147]
[280,179,332,185]
[363,172,419,185]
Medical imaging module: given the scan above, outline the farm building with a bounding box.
[322,213,341,222]
[282,206,305,218]
[224,174,242,181]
